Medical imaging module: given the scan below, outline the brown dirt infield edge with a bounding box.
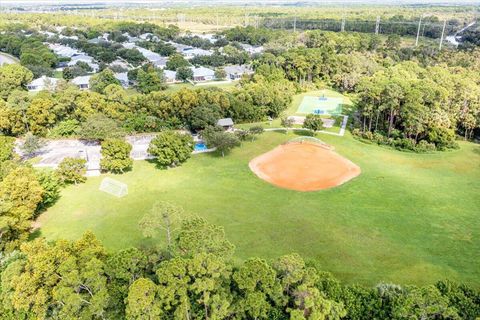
[249,142,361,192]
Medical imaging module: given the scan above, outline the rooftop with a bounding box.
[217,118,234,127]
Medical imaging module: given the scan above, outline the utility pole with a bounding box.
[244,8,248,27]
[439,20,447,50]
[341,15,346,32]
[415,15,423,47]
[293,16,297,32]
[375,16,380,35]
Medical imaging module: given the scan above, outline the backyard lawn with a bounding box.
[37,131,480,287]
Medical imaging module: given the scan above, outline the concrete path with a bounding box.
[0,52,19,65]
[16,133,214,175]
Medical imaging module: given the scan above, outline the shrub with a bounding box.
[415,140,436,153]
[394,138,416,151]
[202,129,240,157]
[0,136,15,162]
[56,157,87,185]
[100,139,133,173]
[48,120,80,138]
[147,131,194,167]
[303,114,324,133]
[20,133,44,158]
[36,170,61,210]
[78,114,125,141]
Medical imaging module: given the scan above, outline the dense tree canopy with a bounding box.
[147,130,194,167]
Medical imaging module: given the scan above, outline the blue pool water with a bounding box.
[194,143,208,151]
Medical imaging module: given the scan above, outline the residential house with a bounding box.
[114,73,129,88]
[163,70,177,83]
[169,42,193,53]
[27,76,60,92]
[168,42,213,59]
[68,54,99,72]
[239,43,264,55]
[223,65,254,80]
[48,43,81,58]
[191,67,215,82]
[136,47,168,69]
[71,75,91,90]
[139,33,159,42]
[87,38,106,45]
[182,48,213,59]
[122,42,136,50]
[109,59,132,71]
[191,33,218,44]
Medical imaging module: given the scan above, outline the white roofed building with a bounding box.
[163,70,177,83]
[27,76,60,92]
[182,48,213,60]
[114,73,129,88]
[191,67,215,82]
[71,75,91,90]
[68,55,99,72]
[223,65,254,80]
[239,43,264,55]
[48,43,81,58]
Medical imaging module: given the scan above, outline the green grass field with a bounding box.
[37,131,480,287]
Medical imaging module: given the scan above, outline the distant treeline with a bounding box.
[260,16,461,39]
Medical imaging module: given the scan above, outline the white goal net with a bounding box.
[99,177,128,198]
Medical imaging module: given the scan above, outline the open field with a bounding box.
[37,131,480,287]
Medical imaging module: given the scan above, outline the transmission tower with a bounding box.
[375,16,380,35]
[415,15,423,47]
[439,20,447,50]
[341,15,346,32]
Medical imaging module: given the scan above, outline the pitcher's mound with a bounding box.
[249,140,360,192]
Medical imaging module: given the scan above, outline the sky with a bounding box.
[0,0,479,6]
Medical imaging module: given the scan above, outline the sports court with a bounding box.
[249,137,360,192]
[296,96,344,115]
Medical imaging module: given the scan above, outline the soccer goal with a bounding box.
[99,177,128,198]
[286,136,334,150]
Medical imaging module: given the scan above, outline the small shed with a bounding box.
[217,118,234,131]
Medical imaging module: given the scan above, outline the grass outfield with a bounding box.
[37,132,480,286]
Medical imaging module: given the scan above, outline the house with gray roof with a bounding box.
[163,70,178,83]
[27,76,60,92]
[71,75,91,90]
[223,65,254,80]
[68,55,99,72]
[217,118,234,131]
[182,48,213,60]
[114,73,129,88]
[191,66,215,82]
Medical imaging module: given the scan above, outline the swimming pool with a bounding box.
[194,143,208,151]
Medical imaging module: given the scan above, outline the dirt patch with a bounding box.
[249,142,361,192]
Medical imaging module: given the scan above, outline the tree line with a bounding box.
[251,29,480,151]
[0,211,478,320]
[0,64,295,138]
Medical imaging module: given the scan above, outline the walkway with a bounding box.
[16,133,215,176]
[264,115,349,137]
[0,52,19,65]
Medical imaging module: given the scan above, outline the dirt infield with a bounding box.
[249,142,361,191]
